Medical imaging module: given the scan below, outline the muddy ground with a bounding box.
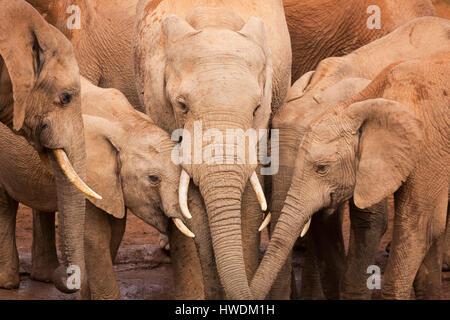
[0,0,449,301]
[1,197,448,300]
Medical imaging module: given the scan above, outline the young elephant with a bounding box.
[252,52,450,299]
[269,16,450,300]
[0,77,193,299]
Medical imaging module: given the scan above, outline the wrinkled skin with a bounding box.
[284,0,436,82]
[0,77,192,299]
[0,0,92,293]
[133,0,291,299]
[26,0,142,110]
[252,52,450,300]
[267,16,450,299]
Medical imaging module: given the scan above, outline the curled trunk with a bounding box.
[250,192,317,299]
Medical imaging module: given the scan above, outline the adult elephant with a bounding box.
[133,0,292,299]
[26,0,142,110]
[0,0,99,293]
[284,0,436,82]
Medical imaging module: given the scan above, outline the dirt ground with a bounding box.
[0,1,449,300]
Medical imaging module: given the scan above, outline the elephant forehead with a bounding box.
[168,29,266,71]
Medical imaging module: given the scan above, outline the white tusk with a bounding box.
[173,218,195,238]
[178,170,192,219]
[300,218,312,238]
[250,172,267,212]
[258,212,272,232]
[53,149,102,200]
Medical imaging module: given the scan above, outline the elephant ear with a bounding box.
[238,17,273,118]
[286,71,315,102]
[144,15,199,133]
[83,115,126,219]
[343,98,424,209]
[0,1,51,131]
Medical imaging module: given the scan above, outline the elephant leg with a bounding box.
[382,182,447,299]
[84,201,120,300]
[290,267,299,299]
[413,192,448,300]
[241,176,263,281]
[309,207,346,299]
[340,199,388,299]
[413,235,445,299]
[109,211,127,263]
[31,210,59,282]
[300,234,325,300]
[0,189,19,289]
[169,221,204,300]
[442,203,450,271]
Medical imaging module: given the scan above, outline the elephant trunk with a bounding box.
[51,142,87,294]
[197,165,252,300]
[186,184,224,299]
[250,190,318,299]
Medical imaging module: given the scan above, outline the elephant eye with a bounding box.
[176,98,189,114]
[60,92,73,106]
[148,175,161,185]
[315,164,328,174]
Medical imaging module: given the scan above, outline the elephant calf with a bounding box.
[0,77,193,299]
[252,52,450,300]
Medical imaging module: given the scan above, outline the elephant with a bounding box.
[252,51,450,300]
[0,77,198,299]
[25,0,142,110]
[267,16,450,300]
[0,0,101,293]
[133,0,292,299]
[284,0,436,82]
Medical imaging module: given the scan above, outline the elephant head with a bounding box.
[80,78,193,240]
[140,8,273,299]
[82,113,193,237]
[0,0,100,293]
[251,96,424,299]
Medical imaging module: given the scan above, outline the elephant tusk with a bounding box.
[300,218,312,238]
[258,212,272,232]
[173,218,195,238]
[178,170,192,219]
[250,172,267,212]
[53,149,102,200]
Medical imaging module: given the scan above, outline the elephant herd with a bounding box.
[0,0,448,300]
